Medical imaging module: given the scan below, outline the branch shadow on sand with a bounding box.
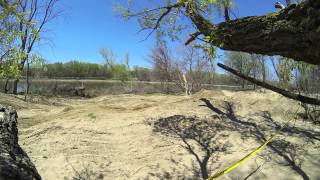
[146,115,235,180]
[199,98,313,180]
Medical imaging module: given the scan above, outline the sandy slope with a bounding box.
[1,90,319,180]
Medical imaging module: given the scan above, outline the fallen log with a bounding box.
[217,63,320,106]
[0,105,42,180]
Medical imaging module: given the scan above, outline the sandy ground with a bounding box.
[1,90,319,180]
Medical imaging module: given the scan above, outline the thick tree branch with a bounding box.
[217,63,320,105]
[27,0,56,53]
[186,0,320,65]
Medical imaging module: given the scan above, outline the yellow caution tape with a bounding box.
[207,108,299,180]
[207,135,276,180]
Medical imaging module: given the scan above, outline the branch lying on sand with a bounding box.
[217,63,320,106]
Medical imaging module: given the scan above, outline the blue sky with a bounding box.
[36,0,287,68]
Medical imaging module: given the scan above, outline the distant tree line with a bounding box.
[23,60,220,83]
[15,43,320,97]
[24,60,131,81]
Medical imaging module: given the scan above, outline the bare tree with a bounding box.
[149,34,212,95]
[100,48,116,67]
[149,31,173,93]
[172,45,210,95]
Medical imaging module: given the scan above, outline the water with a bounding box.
[17,83,27,94]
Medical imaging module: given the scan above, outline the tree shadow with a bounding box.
[64,158,109,180]
[149,115,234,180]
[199,98,311,180]
[70,166,104,180]
[261,111,320,142]
[143,160,200,180]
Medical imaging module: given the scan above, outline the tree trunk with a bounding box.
[261,60,266,83]
[200,163,208,180]
[12,79,19,95]
[4,79,9,93]
[166,80,170,94]
[186,0,320,65]
[183,74,191,95]
[199,156,209,180]
[0,105,42,180]
[25,60,30,101]
[224,6,230,22]
[241,79,245,89]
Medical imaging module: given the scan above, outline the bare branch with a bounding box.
[146,3,184,40]
[217,63,320,105]
[27,0,57,53]
[129,2,184,41]
[185,31,202,45]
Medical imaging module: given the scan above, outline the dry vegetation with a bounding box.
[1,89,319,180]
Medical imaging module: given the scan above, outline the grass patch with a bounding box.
[88,113,96,120]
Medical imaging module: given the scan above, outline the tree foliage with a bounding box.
[0,1,20,80]
[0,0,60,94]
[224,51,265,88]
[99,48,132,82]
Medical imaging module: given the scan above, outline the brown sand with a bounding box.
[1,90,319,179]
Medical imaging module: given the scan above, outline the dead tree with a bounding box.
[0,105,42,180]
[149,31,173,93]
[172,46,210,95]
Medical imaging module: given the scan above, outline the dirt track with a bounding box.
[1,90,319,179]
